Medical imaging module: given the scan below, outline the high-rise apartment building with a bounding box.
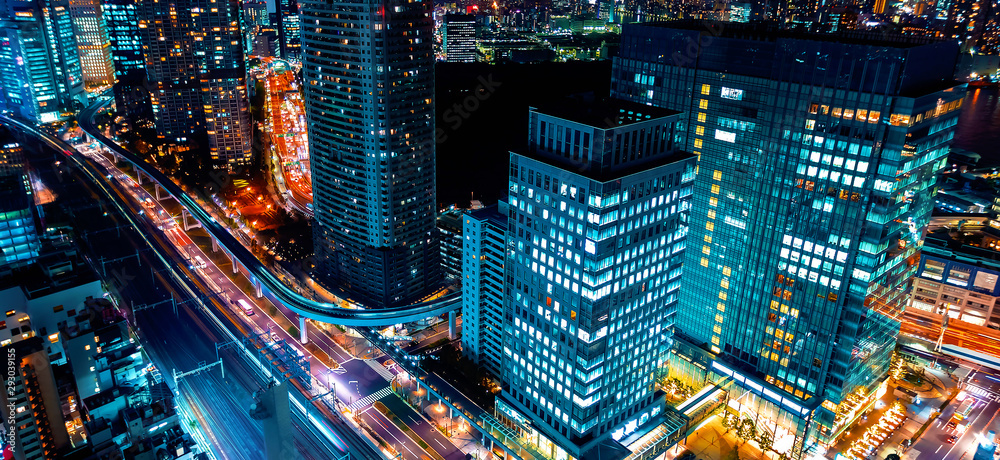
[0,0,87,124]
[444,13,477,62]
[68,0,114,87]
[137,0,202,143]
[138,0,252,168]
[0,337,71,460]
[461,202,507,378]
[276,0,300,60]
[193,0,252,168]
[103,0,150,123]
[303,0,441,308]
[612,21,963,458]
[496,98,694,460]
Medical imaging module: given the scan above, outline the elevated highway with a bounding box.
[17,97,461,327]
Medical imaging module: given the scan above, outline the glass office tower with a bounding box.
[443,14,477,62]
[276,0,299,60]
[68,0,114,87]
[302,0,441,308]
[104,0,149,123]
[611,21,963,458]
[0,0,87,124]
[497,98,694,460]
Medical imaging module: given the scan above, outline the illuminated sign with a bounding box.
[715,129,736,143]
[721,87,743,100]
[611,407,660,442]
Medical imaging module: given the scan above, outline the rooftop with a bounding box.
[639,20,944,49]
[531,96,679,129]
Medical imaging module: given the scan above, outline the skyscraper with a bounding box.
[443,13,477,62]
[137,0,202,144]
[0,337,71,459]
[103,0,150,123]
[192,0,252,168]
[462,202,507,378]
[68,0,114,87]
[138,0,252,168]
[612,21,963,458]
[496,98,694,460]
[302,0,441,308]
[0,0,87,124]
[276,0,299,60]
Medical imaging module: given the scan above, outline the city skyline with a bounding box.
[1,2,1000,460]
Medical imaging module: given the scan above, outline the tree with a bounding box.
[723,412,739,432]
[737,416,757,442]
[757,430,774,453]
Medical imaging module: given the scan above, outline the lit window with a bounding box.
[699,99,708,109]
[709,197,718,207]
[696,126,705,136]
[701,84,710,95]
[701,258,709,267]
[713,170,722,181]
[707,210,716,220]
[710,184,720,194]
[694,139,703,149]
[697,112,707,123]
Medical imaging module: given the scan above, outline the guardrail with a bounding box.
[72,97,461,326]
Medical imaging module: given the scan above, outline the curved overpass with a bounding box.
[70,97,461,326]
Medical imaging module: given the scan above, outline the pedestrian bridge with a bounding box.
[74,96,461,327]
[940,344,1000,372]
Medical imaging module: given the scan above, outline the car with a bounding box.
[946,421,957,430]
[947,435,958,444]
[270,331,280,343]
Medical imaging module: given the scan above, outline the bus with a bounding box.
[949,397,977,432]
[237,299,255,317]
[194,256,207,269]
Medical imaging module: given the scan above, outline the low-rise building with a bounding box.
[910,231,1000,328]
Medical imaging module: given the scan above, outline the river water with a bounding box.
[956,86,1000,167]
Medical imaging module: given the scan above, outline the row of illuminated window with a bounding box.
[807,104,884,124]
[783,132,876,158]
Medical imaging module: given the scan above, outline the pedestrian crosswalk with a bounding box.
[366,359,396,382]
[349,386,393,411]
[965,384,1000,401]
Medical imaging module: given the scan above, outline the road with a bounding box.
[18,132,339,460]
[908,367,1000,460]
[261,58,312,216]
[72,128,463,460]
[74,96,462,326]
